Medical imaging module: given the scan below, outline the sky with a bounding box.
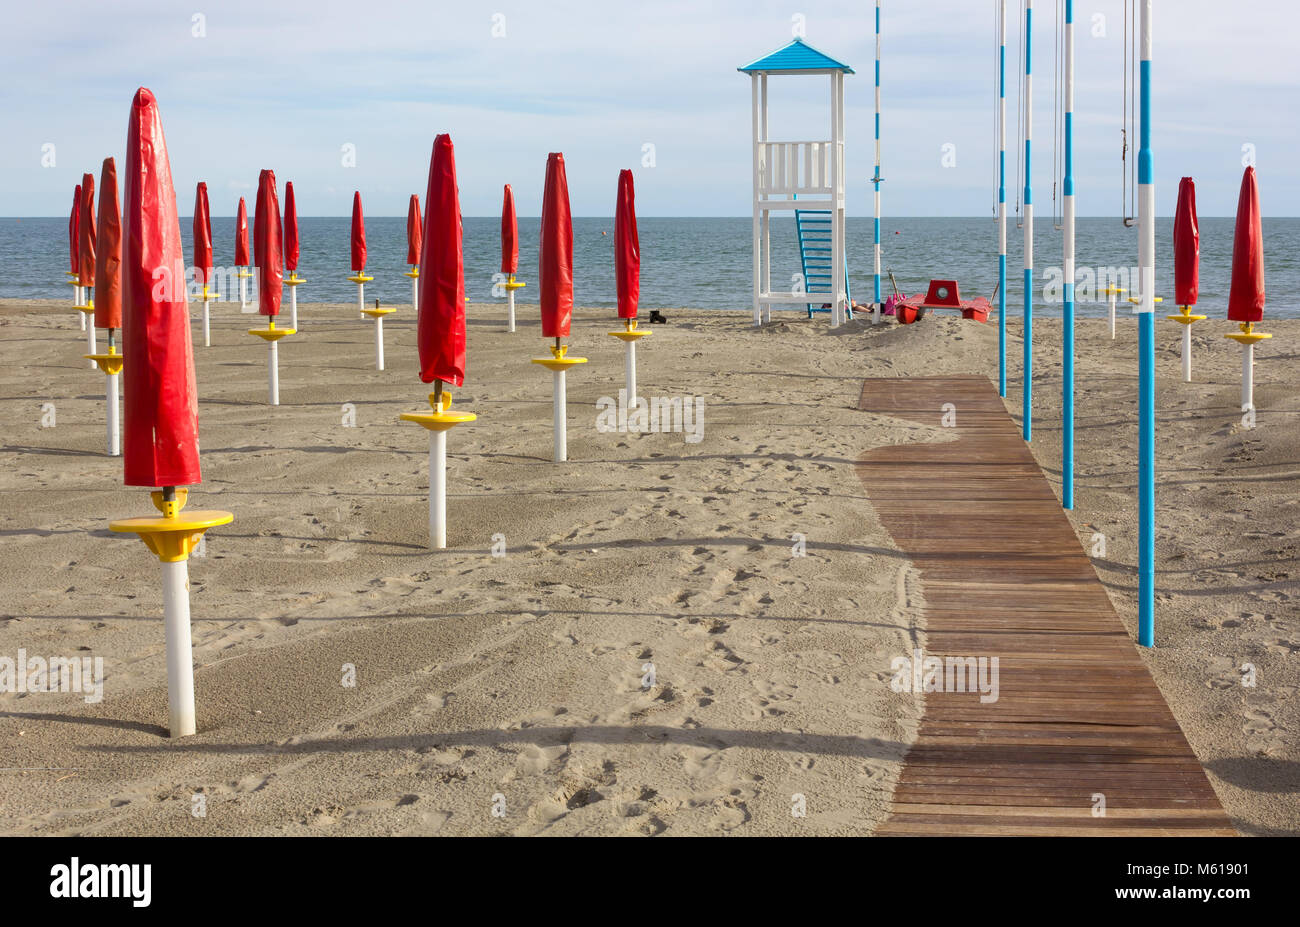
[2,0,1297,217]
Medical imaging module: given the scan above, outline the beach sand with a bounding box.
[0,297,1294,835]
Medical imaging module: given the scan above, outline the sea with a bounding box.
[3,216,1297,318]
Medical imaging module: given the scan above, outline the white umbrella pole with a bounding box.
[268,340,280,406]
[375,316,385,371]
[553,368,567,463]
[411,276,418,313]
[429,430,447,549]
[1241,343,1254,412]
[290,285,299,331]
[77,288,85,329]
[239,274,248,312]
[161,559,197,737]
[1182,325,1192,382]
[202,298,211,347]
[356,282,365,315]
[507,289,517,332]
[1109,289,1117,339]
[86,319,97,369]
[106,372,120,457]
[626,339,638,408]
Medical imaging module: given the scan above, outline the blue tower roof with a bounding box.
[737,38,854,75]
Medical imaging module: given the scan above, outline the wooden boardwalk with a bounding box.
[858,376,1234,836]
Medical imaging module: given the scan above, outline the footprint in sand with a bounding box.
[1242,708,1283,757]
[514,742,569,776]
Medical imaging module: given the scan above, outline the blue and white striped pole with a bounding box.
[872,0,883,324]
[998,0,1007,397]
[1022,0,1033,441]
[1137,0,1155,646]
[1062,0,1075,509]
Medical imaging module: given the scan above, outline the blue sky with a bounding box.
[2,0,1296,216]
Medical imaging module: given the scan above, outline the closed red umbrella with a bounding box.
[539,153,573,339]
[1227,167,1264,324]
[615,169,639,320]
[284,182,300,273]
[193,182,213,288]
[418,135,466,387]
[94,158,122,331]
[78,173,96,289]
[351,191,367,272]
[253,169,283,318]
[69,185,81,276]
[1173,177,1198,307]
[500,184,518,276]
[110,91,232,741]
[234,197,250,267]
[121,87,201,488]
[406,194,422,267]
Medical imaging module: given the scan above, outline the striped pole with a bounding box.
[1022,0,1034,441]
[872,0,883,324]
[1062,0,1075,509]
[998,0,1007,396]
[1137,0,1155,646]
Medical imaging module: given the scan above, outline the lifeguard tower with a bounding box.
[740,38,853,327]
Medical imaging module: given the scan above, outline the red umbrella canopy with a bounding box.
[78,173,97,288]
[284,181,300,273]
[234,197,250,266]
[500,184,518,276]
[253,169,283,318]
[614,170,640,320]
[69,185,81,275]
[1227,166,1265,324]
[351,191,367,272]
[406,193,422,266]
[539,153,573,339]
[93,157,122,330]
[193,182,213,287]
[121,87,201,488]
[1173,177,1199,307]
[417,134,467,387]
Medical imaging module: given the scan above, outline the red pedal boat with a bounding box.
[896,279,991,324]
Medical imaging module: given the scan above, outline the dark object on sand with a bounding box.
[648,310,667,324]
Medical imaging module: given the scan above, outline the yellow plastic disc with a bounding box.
[249,326,296,341]
[109,510,234,562]
[85,352,125,375]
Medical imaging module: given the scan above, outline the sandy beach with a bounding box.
[0,298,1295,835]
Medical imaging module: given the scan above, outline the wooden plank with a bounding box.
[858,376,1233,837]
